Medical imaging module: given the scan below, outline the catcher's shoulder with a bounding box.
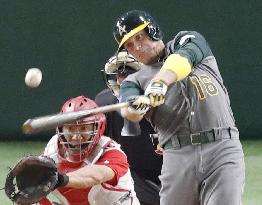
[42,134,59,163]
[100,136,121,150]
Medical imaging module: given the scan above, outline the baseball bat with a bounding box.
[22,101,130,135]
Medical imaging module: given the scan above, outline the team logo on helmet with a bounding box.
[116,21,127,36]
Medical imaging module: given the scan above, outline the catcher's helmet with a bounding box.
[102,50,142,96]
[113,10,163,49]
[57,96,106,162]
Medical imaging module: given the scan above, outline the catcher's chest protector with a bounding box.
[44,135,140,205]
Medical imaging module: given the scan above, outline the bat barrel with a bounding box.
[22,101,130,135]
[22,111,89,134]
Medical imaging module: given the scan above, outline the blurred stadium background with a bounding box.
[0,0,261,204]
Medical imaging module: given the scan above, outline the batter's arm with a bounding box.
[153,31,211,84]
[119,81,145,122]
[152,68,179,86]
[121,107,144,122]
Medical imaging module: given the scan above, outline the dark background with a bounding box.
[1,0,261,139]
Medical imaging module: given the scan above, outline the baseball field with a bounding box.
[0,139,261,205]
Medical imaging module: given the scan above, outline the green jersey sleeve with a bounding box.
[167,31,213,66]
[119,81,142,102]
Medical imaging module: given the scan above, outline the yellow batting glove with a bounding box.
[144,80,168,107]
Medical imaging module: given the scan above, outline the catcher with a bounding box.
[5,96,140,205]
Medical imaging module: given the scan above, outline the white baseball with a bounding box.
[25,68,42,88]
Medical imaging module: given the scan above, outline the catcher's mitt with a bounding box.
[5,155,58,205]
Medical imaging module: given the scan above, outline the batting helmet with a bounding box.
[57,96,106,162]
[113,10,163,49]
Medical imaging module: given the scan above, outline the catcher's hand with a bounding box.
[144,79,168,107]
[4,155,68,205]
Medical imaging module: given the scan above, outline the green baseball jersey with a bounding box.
[120,31,237,146]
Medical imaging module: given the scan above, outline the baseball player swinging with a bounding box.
[112,10,245,205]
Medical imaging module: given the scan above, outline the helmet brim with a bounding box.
[118,22,149,49]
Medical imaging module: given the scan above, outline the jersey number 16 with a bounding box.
[190,74,218,100]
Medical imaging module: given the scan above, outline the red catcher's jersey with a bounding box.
[39,135,140,205]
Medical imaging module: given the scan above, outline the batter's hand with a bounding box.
[127,95,151,115]
[144,80,168,107]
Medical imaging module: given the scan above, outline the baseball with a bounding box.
[25,68,42,88]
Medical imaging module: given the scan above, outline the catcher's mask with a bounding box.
[113,10,163,50]
[102,50,142,97]
[57,96,106,162]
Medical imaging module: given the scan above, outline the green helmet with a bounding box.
[113,10,163,49]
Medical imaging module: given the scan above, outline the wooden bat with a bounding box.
[22,101,130,135]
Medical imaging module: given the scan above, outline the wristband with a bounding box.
[161,54,191,81]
